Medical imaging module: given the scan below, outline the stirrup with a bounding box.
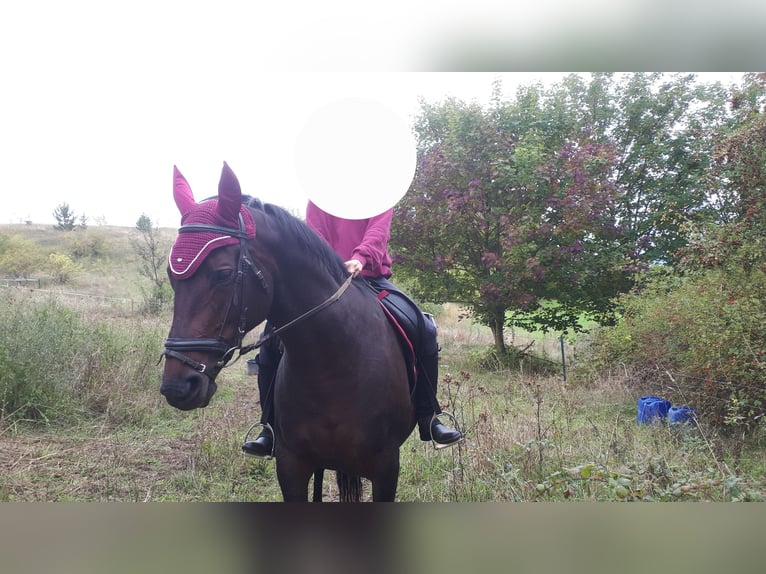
[242,422,275,460]
[427,411,465,450]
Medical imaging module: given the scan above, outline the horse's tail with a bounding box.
[312,468,324,502]
[336,472,362,502]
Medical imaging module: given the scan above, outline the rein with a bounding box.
[161,208,353,379]
[240,273,353,354]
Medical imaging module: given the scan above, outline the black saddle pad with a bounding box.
[364,281,424,350]
[363,280,425,392]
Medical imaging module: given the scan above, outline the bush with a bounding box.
[139,282,173,315]
[583,264,766,435]
[67,229,108,260]
[46,253,79,284]
[0,291,165,426]
[131,215,172,315]
[0,234,46,278]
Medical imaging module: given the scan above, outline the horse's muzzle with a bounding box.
[160,373,217,410]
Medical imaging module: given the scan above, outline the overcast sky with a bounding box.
[0,64,568,227]
[0,2,751,228]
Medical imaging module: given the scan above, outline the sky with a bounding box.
[0,1,757,228]
[0,63,568,227]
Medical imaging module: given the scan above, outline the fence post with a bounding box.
[560,334,567,382]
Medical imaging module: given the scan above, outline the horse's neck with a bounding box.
[273,274,363,360]
[255,209,358,355]
[269,257,349,336]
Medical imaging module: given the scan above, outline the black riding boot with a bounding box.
[415,345,464,448]
[242,334,280,459]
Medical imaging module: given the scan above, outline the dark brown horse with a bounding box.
[160,162,415,501]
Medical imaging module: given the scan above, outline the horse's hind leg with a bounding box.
[275,454,314,502]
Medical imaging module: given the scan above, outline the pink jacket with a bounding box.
[305,201,393,278]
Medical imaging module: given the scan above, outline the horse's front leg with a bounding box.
[275,451,314,502]
[370,450,401,502]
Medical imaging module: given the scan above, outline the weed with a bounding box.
[2,227,765,501]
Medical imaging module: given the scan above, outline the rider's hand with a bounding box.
[345,259,363,277]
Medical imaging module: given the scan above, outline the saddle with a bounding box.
[363,280,427,393]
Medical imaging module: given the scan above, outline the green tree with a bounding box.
[392,73,736,356]
[587,74,766,436]
[53,203,77,231]
[712,73,766,231]
[558,72,733,263]
[131,214,171,314]
[392,93,624,355]
[53,203,87,231]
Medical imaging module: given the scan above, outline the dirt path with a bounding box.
[0,429,190,501]
[0,369,266,501]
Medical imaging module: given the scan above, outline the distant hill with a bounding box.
[0,223,176,300]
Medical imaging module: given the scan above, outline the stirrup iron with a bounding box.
[428,411,465,450]
[242,422,275,460]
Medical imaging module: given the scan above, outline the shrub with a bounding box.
[131,215,172,315]
[583,264,766,435]
[0,234,46,278]
[471,346,559,375]
[0,291,165,426]
[46,253,79,284]
[67,229,108,260]
[139,282,173,315]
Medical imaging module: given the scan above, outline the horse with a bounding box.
[160,162,416,501]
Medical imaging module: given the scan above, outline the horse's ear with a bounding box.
[173,166,197,216]
[217,161,242,222]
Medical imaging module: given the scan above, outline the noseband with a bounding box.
[161,208,354,381]
[162,212,267,380]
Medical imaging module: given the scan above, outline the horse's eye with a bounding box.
[212,269,235,285]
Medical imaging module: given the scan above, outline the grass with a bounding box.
[1,223,765,502]
[1,295,764,501]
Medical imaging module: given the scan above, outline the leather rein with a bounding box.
[161,210,353,380]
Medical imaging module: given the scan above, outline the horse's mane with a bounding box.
[243,196,349,283]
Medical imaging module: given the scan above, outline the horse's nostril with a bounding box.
[160,373,201,402]
[185,372,205,390]
[160,381,187,402]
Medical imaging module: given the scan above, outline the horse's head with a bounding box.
[160,162,273,410]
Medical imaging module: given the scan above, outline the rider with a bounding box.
[242,201,464,458]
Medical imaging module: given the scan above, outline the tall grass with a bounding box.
[2,290,764,501]
[388,305,766,502]
[393,367,766,502]
[0,289,166,429]
[2,222,765,501]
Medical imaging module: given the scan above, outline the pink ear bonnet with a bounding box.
[168,163,256,279]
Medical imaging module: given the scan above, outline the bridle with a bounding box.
[161,211,266,380]
[161,207,353,381]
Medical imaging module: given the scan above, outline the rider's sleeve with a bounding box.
[349,209,393,274]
